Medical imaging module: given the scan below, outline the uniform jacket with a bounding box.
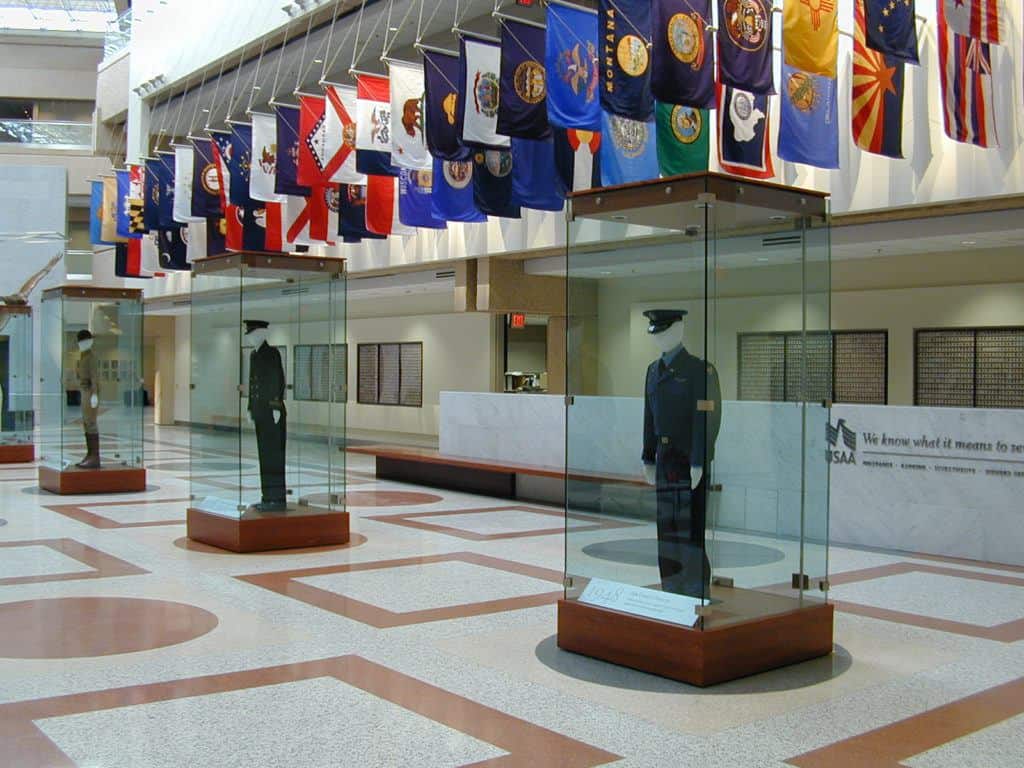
[248,342,286,416]
[76,349,97,393]
[642,345,722,468]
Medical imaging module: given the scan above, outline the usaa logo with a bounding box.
[826,418,856,465]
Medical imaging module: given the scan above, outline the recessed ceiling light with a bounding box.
[599,270,612,275]
[756,257,769,262]
[769,215,788,222]
[961,240,976,245]
[611,214,627,221]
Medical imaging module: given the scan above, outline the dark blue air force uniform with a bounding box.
[642,346,722,598]
[248,342,287,507]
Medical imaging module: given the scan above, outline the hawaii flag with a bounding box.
[366,174,416,236]
[356,74,396,176]
[250,113,285,202]
[459,37,510,148]
[943,0,1005,44]
[853,0,905,158]
[325,85,363,183]
[938,0,997,147]
[389,62,432,170]
[717,84,774,179]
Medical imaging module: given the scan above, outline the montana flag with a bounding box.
[473,149,521,218]
[459,37,510,148]
[938,0,997,147]
[339,184,387,240]
[511,138,565,212]
[599,0,655,120]
[228,125,253,208]
[356,74,396,176]
[173,145,202,224]
[497,20,549,139]
[101,176,125,242]
[717,84,774,179]
[553,128,602,194]
[89,180,112,245]
[656,102,709,175]
[783,0,839,78]
[115,169,134,239]
[778,64,839,168]
[943,0,1005,44]
[324,85,363,184]
[143,159,162,232]
[191,138,223,218]
[432,158,486,223]
[250,113,285,202]
[366,174,416,236]
[651,0,715,109]
[156,152,177,228]
[398,168,446,229]
[157,228,189,270]
[423,51,466,160]
[865,0,919,63]
[274,106,311,197]
[389,62,431,170]
[717,0,774,93]
[600,112,659,186]
[545,3,602,130]
[853,0,905,158]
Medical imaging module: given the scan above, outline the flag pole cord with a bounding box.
[544,0,597,15]
[245,36,269,116]
[203,58,228,130]
[414,41,458,56]
[293,12,316,93]
[604,0,651,45]
[383,0,421,58]
[350,1,387,74]
[453,26,501,44]
[270,17,295,101]
[224,44,248,123]
[187,72,208,138]
[421,46,459,91]
[320,0,345,84]
[322,0,361,83]
[169,76,191,144]
[493,11,546,31]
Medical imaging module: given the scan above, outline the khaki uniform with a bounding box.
[77,348,99,436]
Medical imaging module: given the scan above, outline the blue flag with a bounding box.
[207,216,226,257]
[651,0,715,108]
[157,228,189,271]
[778,65,839,170]
[599,0,654,120]
[156,153,177,229]
[497,19,550,139]
[718,85,774,179]
[600,112,659,186]
[472,149,520,218]
[89,180,111,245]
[432,157,486,223]
[115,169,134,239]
[865,0,919,64]
[399,169,447,229]
[716,0,774,94]
[229,125,253,208]
[423,51,468,160]
[191,138,223,218]
[511,138,565,212]
[143,159,162,232]
[339,184,387,241]
[274,106,311,197]
[545,3,601,130]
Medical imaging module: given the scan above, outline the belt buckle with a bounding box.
[661,437,669,445]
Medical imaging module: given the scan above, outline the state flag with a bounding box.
[115,241,149,278]
[783,0,839,78]
[127,164,147,235]
[853,0,905,158]
[599,0,655,120]
[156,151,178,228]
[259,202,284,252]
[225,204,267,253]
[717,0,774,94]
[651,0,715,109]
[432,157,487,223]
[250,113,285,202]
[511,137,565,212]
[553,128,602,194]
[356,74,397,176]
[497,19,549,139]
[717,84,774,179]
[938,0,997,147]
[184,220,206,263]
[157,228,190,270]
[173,145,203,224]
[778,64,839,168]
[101,176,126,243]
[90,180,113,246]
[274,106,311,197]
[366,174,416,236]
[545,3,601,130]
[143,159,162,232]
[423,50,467,161]
[600,112,659,186]
[398,168,446,229]
[207,216,226,257]
[191,138,223,218]
[459,37,510,148]
[389,62,432,170]
[140,232,161,276]
[943,0,1005,44]
[209,132,233,211]
[324,85,364,183]
[656,102,710,175]
[299,93,359,186]
[228,124,254,208]
[284,194,319,247]
[472,149,520,218]
[339,184,387,240]
[115,169,136,239]
[865,0,919,64]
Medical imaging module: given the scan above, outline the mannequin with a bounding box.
[245,320,287,512]
[641,309,722,598]
[76,329,101,469]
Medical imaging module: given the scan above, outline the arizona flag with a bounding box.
[356,74,396,176]
[717,84,774,179]
[389,62,432,170]
[853,0,905,158]
[324,85,363,183]
[943,0,1005,44]
[938,0,997,147]
[783,0,839,78]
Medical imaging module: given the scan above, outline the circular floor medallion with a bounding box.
[580,538,786,569]
[343,490,444,507]
[173,533,368,555]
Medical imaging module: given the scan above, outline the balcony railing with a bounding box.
[0,120,93,151]
[103,10,131,61]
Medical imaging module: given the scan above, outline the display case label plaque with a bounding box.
[578,578,704,627]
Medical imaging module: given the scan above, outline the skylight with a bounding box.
[0,0,117,34]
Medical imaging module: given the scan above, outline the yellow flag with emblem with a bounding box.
[783,0,839,78]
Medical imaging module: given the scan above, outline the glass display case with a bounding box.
[187,253,349,552]
[0,306,34,463]
[559,173,832,686]
[38,287,146,494]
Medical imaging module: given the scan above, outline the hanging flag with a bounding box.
[553,128,602,194]
[143,159,162,232]
[389,62,432,170]
[651,0,715,109]
[250,113,285,202]
[339,184,388,240]
[284,195,317,246]
[717,84,774,179]
[228,125,254,208]
[783,0,839,78]
[101,176,125,243]
[511,138,565,212]
[208,216,227,257]
[156,152,178,229]
[472,149,520,218]
[864,0,919,64]
[398,168,446,229]
[356,74,396,176]
[943,0,1005,44]
[90,180,113,245]
[324,85,364,183]
[191,138,223,218]
[173,145,202,224]
[938,0,997,147]
[157,228,190,270]
[853,0,905,158]
[115,241,148,278]
[778,64,839,168]
[717,0,774,94]
[599,0,655,120]
[459,37,510,148]
[366,174,416,236]
[259,202,284,252]
[432,157,487,223]
[209,132,233,211]
[274,106,311,197]
[423,50,467,161]
[655,102,709,175]
[140,232,161,276]
[498,19,550,139]
[115,169,135,240]
[127,164,147,235]
[546,3,601,131]
[225,204,267,253]
[299,93,360,186]
[600,112,659,186]
[184,220,206,263]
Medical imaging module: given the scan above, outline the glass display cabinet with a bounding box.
[187,252,349,552]
[0,306,34,463]
[559,173,832,686]
[38,287,146,494]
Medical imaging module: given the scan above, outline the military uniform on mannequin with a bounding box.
[76,329,101,469]
[641,310,722,599]
[245,320,287,512]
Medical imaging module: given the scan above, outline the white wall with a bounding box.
[0,33,102,101]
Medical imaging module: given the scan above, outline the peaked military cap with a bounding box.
[643,309,687,334]
[243,319,270,334]
[77,329,94,342]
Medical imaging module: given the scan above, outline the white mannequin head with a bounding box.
[247,327,268,348]
[78,338,93,352]
[652,319,685,355]
[643,310,687,356]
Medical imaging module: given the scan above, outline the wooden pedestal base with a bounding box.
[39,465,147,495]
[0,444,34,463]
[557,597,834,687]
[187,506,350,553]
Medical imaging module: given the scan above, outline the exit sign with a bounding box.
[515,0,536,6]
[510,313,527,329]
